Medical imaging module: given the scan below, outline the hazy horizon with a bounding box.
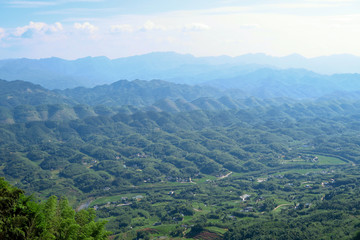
[1,0,360,59]
[1,51,360,61]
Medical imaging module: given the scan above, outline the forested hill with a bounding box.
[2,97,360,238]
[0,79,75,108]
[2,99,360,197]
[3,78,360,123]
[57,79,246,107]
[3,78,360,238]
[0,78,246,123]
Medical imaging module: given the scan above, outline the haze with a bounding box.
[1,0,360,59]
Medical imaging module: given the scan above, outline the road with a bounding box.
[273,204,292,211]
[218,171,233,179]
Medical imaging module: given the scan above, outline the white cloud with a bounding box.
[110,24,133,33]
[14,21,63,38]
[141,21,166,31]
[73,22,98,33]
[183,23,210,32]
[2,2,360,59]
[0,28,5,40]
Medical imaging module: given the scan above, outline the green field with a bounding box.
[282,154,346,166]
[89,194,137,207]
[317,155,347,165]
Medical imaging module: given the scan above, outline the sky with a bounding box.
[0,0,360,59]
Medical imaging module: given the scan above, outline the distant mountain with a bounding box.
[2,52,360,89]
[228,53,360,75]
[203,68,360,99]
[0,57,115,89]
[146,96,298,113]
[57,79,247,107]
[0,53,257,89]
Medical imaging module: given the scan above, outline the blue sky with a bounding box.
[1,0,360,59]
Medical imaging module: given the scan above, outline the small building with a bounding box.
[240,194,251,201]
[133,195,144,201]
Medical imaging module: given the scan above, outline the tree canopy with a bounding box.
[0,177,110,240]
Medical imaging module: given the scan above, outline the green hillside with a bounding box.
[1,79,360,239]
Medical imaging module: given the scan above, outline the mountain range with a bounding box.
[1,52,360,89]
[3,77,360,124]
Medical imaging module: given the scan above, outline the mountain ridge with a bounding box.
[1,52,360,89]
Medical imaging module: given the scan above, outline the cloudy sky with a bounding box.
[0,0,360,59]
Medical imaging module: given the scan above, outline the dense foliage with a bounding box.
[0,177,109,240]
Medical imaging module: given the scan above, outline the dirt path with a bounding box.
[218,171,233,180]
[273,204,292,211]
[77,199,93,211]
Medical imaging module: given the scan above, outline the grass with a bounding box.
[152,224,176,235]
[183,215,193,222]
[50,169,60,179]
[317,155,346,165]
[230,172,244,178]
[162,181,195,186]
[205,226,227,234]
[275,168,323,175]
[272,198,291,213]
[275,199,290,205]
[281,154,346,166]
[194,174,218,182]
[273,204,292,213]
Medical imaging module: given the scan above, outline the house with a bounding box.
[240,194,251,201]
[133,195,144,201]
[257,178,267,183]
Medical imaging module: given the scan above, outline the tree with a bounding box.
[0,178,110,240]
[0,177,42,240]
[186,224,204,238]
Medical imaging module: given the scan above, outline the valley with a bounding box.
[1,76,360,239]
[2,0,360,238]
